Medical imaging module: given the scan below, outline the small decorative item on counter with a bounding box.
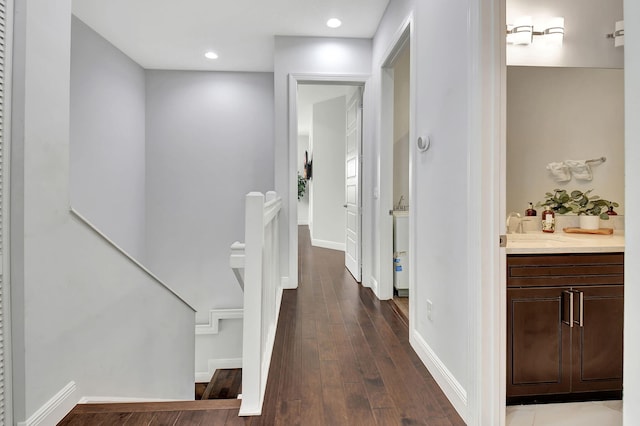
[542,206,555,233]
[525,202,537,216]
[606,206,618,216]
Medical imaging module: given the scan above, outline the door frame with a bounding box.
[378,17,412,303]
[287,74,369,288]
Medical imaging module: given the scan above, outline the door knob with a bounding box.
[343,204,348,208]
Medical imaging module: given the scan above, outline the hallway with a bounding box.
[59,226,465,425]
[251,226,464,425]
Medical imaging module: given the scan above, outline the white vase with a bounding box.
[579,215,600,230]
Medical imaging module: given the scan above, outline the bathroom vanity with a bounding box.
[506,232,624,404]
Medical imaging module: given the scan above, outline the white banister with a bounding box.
[230,242,246,291]
[229,191,283,416]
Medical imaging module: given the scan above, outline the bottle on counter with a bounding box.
[542,206,555,233]
[525,202,537,217]
[606,206,618,216]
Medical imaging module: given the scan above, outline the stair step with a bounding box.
[71,399,241,414]
[201,368,242,400]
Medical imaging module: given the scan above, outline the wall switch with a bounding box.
[427,300,433,321]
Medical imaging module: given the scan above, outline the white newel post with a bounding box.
[234,190,282,417]
[242,192,265,415]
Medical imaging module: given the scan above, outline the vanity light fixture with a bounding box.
[606,20,624,47]
[506,16,565,46]
[506,16,533,45]
[326,18,342,28]
[204,51,219,60]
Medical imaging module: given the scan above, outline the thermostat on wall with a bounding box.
[417,136,431,152]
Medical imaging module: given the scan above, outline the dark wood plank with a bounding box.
[274,399,301,426]
[123,411,157,425]
[343,381,376,426]
[175,409,228,425]
[203,369,242,399]
[223,409,247,426]
[319,360,349,425]
[148,410,181,425]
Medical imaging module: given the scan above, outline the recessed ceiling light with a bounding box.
[204,51,219,60]
[326,18,342,29]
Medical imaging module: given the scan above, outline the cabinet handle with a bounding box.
[562,290,574,328]
[576,290,584,328]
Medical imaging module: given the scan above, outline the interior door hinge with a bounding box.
[499,234,507,248]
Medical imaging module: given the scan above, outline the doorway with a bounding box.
[379,25,412,316]
[294,80,365,280]
[390,42,411,319]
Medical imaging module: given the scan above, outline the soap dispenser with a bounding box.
[542,206,555,233]
[525,202,537,217]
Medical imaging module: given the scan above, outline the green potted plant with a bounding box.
[565,189,618,230]
[537,189,619,230]
[297,174,307,200]
[536,189,572,214]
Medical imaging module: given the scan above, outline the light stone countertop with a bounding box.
[505,230,625,254]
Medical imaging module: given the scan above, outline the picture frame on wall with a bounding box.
[303,150,312,180]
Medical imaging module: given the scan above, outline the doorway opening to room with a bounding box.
[295,82,364,282]
[379,26,412,324]
[502,1,626,424]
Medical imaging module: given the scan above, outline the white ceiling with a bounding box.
[72,0,390,72]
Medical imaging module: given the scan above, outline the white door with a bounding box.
[345,88,362,281]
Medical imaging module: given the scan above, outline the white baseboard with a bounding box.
[369,276,379,293]
[281,276,295,289]
[195,308,243,335]
[410,330,468,423]
[195,358,243,382]
[311,238,345,251]
[18,381,78,426]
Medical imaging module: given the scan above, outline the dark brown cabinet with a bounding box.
[507,253,624,404]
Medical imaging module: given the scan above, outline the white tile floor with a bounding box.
[506,400,622,426]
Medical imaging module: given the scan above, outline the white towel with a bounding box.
[546,162,571,182]
[564,160,593,181]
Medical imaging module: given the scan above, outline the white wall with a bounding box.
[297,134,310,225]
[11,1,195,423]
[507,66,624,215]
[145,70,275,322]
[273,36,373,289]
[309,96,346,250]
[70,16,147,261]
[372,0,493,421]
[623,0,640,423]
[507,0,624,68]
[412,0,472,407]
[393,45,410,208]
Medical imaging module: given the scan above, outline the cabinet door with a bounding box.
[507,288,571,398]
[572,285,624,392]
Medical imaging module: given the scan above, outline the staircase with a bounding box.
[59,370,243,425]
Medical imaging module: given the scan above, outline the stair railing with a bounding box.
[230,191,282,416]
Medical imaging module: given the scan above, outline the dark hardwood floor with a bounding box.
[196,369,242,400]
[58,226,464,425]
